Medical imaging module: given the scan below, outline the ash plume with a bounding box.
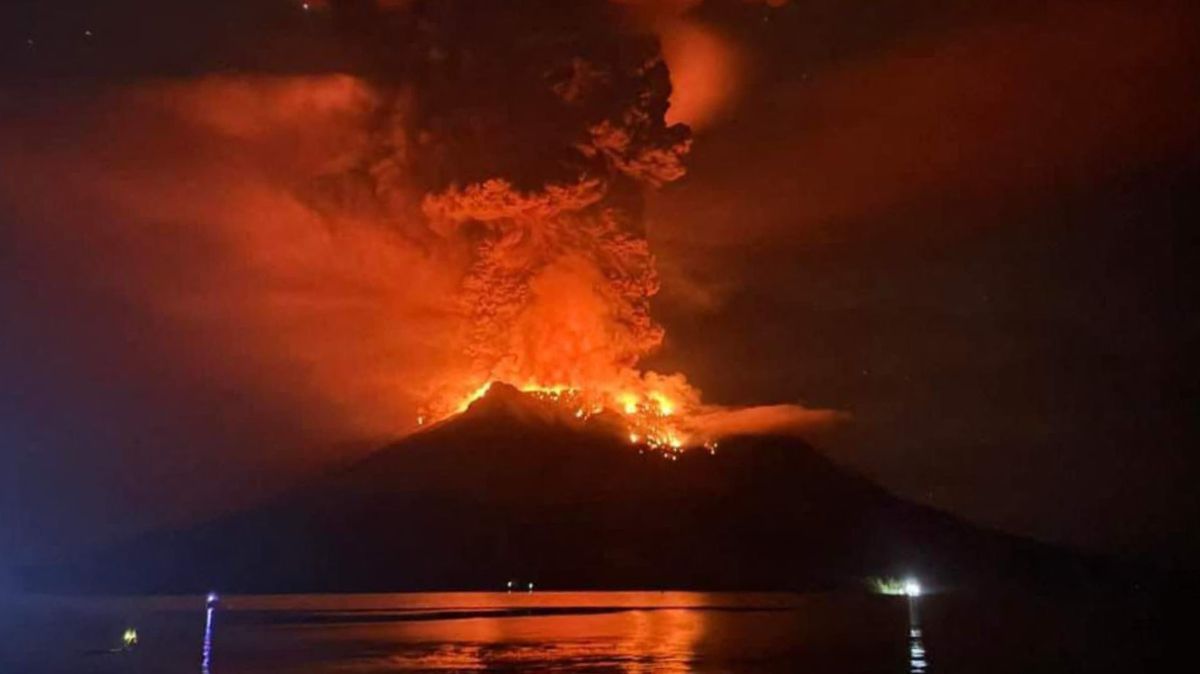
[0,0,838,455]
[312,0,833,437]
[312,0,701,418]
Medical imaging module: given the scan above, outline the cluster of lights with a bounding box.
[523,386,599,418]
[505,579,535,593]
[620,392,686,455]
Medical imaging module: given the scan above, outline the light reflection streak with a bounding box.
[201,603,215,673]
[907,595,928,673]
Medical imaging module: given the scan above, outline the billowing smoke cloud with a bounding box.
[0,0,836,465]
[305,0,696,423]
[303,0,835,438]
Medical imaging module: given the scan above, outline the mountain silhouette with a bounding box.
[28,384,1110,594]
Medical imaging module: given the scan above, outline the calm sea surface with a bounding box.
[0,590,1167,672]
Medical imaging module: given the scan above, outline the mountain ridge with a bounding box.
[24,384,1113,594]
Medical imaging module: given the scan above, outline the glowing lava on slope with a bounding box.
[433,380,702,454]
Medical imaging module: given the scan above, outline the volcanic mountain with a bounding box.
[30,384,1108,594]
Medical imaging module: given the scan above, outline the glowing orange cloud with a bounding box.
[1,75,820,453]
[0,76,458,442]
[1,4,845,457]
[611,1,751,130]
[650,1,1200,245]
[659,20,743,129]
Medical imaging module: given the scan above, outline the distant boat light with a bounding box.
[904,579,922,597]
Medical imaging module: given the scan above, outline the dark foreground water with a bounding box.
[0,590,1170,672]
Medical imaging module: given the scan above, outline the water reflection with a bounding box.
[175,592,912,673]
[140,591,942,673]
[372,604,705,672]
[907,596,928,673]
[201,595,217,673]
[3,590,1156,673]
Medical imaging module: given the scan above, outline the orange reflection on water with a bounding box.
[381,609,704,672]
[308,592,721,672]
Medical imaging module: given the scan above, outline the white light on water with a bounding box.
[904,579,922,598]
[201,604,216,673]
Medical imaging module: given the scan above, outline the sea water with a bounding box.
[0,590,1166,672]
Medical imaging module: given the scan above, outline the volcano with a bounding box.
[30,384,1108,594]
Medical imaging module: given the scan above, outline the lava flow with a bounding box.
[433,380,702,454]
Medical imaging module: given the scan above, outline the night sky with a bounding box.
[2,0,1197,568]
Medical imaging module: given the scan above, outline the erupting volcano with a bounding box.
[294,0,834,448]
[408,41,703,449]
[0,0,842,477]
[29,379,1107,594]
[5,0,1166,614]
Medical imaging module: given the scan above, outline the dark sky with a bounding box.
[1,0,1197,567]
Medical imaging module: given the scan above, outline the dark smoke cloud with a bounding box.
[303,0,703,417]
